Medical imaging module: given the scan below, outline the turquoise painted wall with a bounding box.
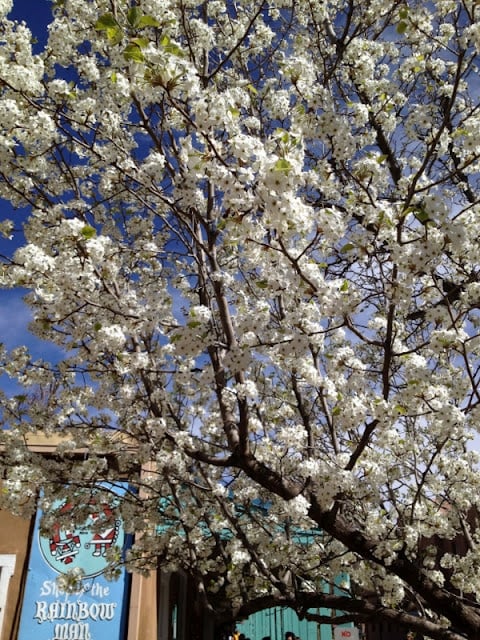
[237,606,332,640]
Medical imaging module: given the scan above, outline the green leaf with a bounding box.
[95,15,123,43]
[340,280,349,292]
[95,13,119,30]
[399,6,409,18]
[414,209,430,223]
[127,6,142,27]
[332,406,341,416]
[131,36,150,49]
[340,242,355,253]
[106,26,123,44]
[81,225,96,240]
[256,280,269,289]
[274,158,291,174]
[159,35,183,57]
[275,128,290,144]
[138,15,160,28]
[111,71,117,83]
[93,322,102,331]
[123,43,145,62]
[397,21,408,34]
[404,206,430,224]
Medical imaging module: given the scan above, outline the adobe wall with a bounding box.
[0,508,33,640]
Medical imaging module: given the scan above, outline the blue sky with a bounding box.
[9,0,52,48]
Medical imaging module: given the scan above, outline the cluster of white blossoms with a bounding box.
[1,0,480,635]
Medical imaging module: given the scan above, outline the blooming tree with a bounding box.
[1,0,480,637]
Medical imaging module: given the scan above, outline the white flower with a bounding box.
[97,325,126,351]
[0,0,12,18]
[14,244,55,273]
[189,305,211,323]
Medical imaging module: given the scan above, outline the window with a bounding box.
[0,555,16,639]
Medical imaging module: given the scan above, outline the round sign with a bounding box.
[38,500,123,578]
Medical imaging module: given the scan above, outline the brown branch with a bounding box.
[205,1,267,83]
[306,497,480,639]
[228,591,467,640]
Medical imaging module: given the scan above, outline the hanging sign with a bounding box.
[18,488,129,640]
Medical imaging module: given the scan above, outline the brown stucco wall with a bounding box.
[0,508,33,640]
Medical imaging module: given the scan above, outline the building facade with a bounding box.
[0,501,216,640]
[0,435,215,640]
[236,605,336,640]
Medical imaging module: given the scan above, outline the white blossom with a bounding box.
[0,0,479,635]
